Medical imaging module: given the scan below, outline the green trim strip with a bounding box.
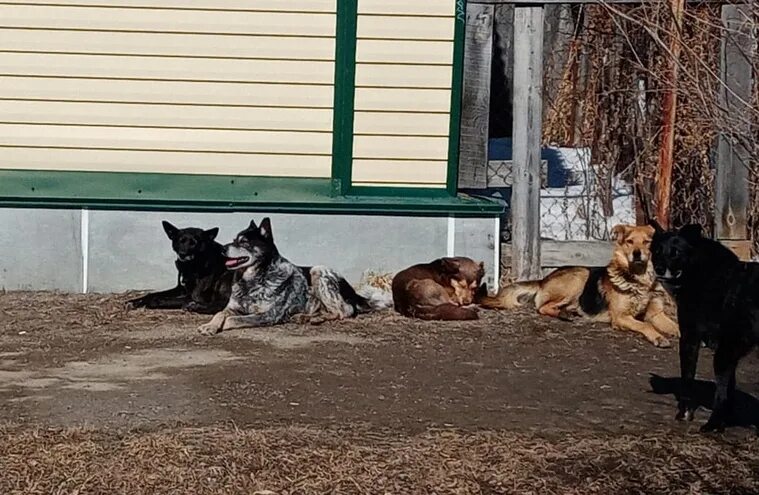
[447,0,467,196]
[330,0,358,196]
[0,170,502,215]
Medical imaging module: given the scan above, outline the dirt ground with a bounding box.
[0,291,758,494]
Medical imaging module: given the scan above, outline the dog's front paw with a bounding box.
[700,418,726,434]
[183,301,201,313]
[651,334,671,348]
[675,401,696,421]
[126,297,145,310]
[197,323,221,336]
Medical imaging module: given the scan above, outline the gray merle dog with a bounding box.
[198,217,385,335]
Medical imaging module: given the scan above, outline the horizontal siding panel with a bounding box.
[354,88,450,112]
[0,78,334,107]
[0,5,336,36]
[353,112,449,136]
[355,63,452,89]
[0,147,331,177]
[0,53,335,84]
[352,159,447,184]
[356,39,452,65]
[0,1,336,12]
[0,29,335,60]
[357,15,454,40]
[0,101,333,131]
[353,136,449,160]
[0,124,332,154]
[358,0,454,17]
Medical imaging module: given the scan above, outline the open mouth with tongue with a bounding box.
[224,256,250,269]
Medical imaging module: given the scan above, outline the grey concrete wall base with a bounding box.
[0,209,499,293]
[0,208,82,292]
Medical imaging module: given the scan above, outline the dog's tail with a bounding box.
[356,284,393,311]
[409,303,478,321]
[478,281,541,309]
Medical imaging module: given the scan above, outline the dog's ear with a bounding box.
[649,219,665,235]
[204,227,219,240]
[259,217,273,240]
[162,221,179,240]
[611,224,629,243]
[248,218,258,230]
[643,224,655,239]
[439,257,461,274]
[679,223,703,242]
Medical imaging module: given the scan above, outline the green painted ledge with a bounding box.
[0,170,502,216]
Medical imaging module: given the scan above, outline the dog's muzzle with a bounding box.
[223,244,251,270]
[656,268,682,283]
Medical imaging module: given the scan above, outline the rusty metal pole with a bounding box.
[655,0,685,229]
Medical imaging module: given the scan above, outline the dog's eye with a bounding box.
[626,239,634,245]
[643,240,651,245]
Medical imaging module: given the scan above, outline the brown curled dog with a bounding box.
[478,224,679,347]
[392,257,485,321]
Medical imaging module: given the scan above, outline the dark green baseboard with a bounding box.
[0,170,502,216]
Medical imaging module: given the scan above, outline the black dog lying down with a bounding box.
[199,218,387,335]
[127,221,233,314]
[652,222,759,433]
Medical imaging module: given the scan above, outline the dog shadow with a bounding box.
[649,374,759,431]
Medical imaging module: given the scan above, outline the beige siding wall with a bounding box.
[352,0,455,188]
[0,1,336,177]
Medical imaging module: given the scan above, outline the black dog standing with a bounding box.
[127,221,233,314]
[651,222,759,433]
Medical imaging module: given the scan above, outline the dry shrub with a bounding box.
[542,3,758,242]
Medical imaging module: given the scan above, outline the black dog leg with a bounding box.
[701,348,739,433]
[677,333,700,421]
[127,285,187,310]
[182,300,228,315]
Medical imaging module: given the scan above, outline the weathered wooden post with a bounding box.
[510,4,544,280]
[715,4,754,259]
[458,2,495,189]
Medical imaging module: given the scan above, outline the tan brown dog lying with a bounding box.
[479,224,679,347]
[392,256,484,320]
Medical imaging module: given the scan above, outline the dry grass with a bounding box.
[1,424,757,495]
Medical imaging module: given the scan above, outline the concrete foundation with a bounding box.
[0,209,499,293]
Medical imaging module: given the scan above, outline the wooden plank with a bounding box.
[715,4,754,240]
[353,111,449,136]
[510,5,544,281]
[0,52,335,84]
[357,15,454,40]
[721,240,752,261]
[0,29,336,60]
[502,238,751,272]
[457,2,493,189]
[356,39,453,65]
[354,87,451,112]
[0,0,337,11]
[358,0,454,16]
[0,147,332,177]
[0,124,332,154]
[353,135,449,160]
[355,63,452,89]
[502,241,610,269]
[0,5,336,36]
[352,159,447,184]
[0,100,333,131]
